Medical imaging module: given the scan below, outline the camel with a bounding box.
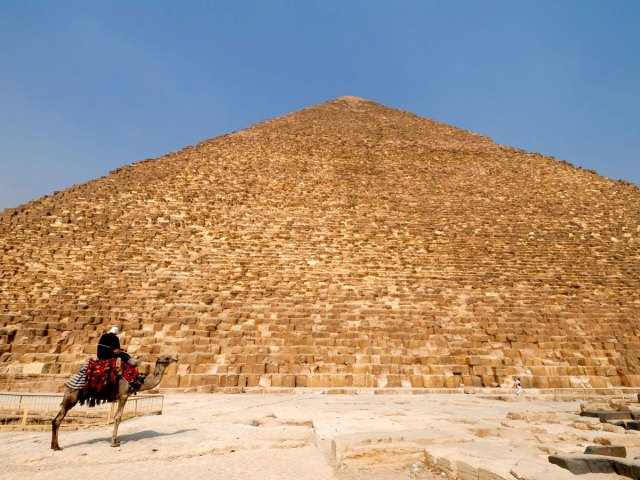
[51,353,178,450]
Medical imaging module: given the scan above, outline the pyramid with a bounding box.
[1,96,639,393]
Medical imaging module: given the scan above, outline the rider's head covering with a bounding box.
[108,326,119,335]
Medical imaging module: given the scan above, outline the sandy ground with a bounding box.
[1,393,637,480]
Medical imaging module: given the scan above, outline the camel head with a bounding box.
[156,353,179,365]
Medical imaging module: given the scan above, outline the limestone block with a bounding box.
[621,375,640,387]
[270,374,285,387]
[532,376,550,388]
[481,375,497,387]
[331,375,352,387]
[160,375,179,388]
[181,353,198,364]
[384,375,402,388]
[437,457,457,477]
[241,363,266,375]
[352,364,372,374]
[457,460,479,480]
[246,375,261,387]
[445,375,461,388]
[478,468,507,480]
[281,375,295,388]
[409,375,423,388]
[220,374,238,387]
[422,376,444,388]
[589,376,612,388]
[42,363,61,374]
[192,364,208,374]
[352,375,375,387]
[584,445,626,458]
[237,375,248,387]
[22,363,44,375]
[549,454,640,477]
[307,375,332,388]
[470,375,483,387]
[258,375,272,387]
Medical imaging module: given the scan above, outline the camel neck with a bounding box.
[140,361,168,391]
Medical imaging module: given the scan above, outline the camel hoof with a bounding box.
[111,441,120,447]
[52,446,62,451]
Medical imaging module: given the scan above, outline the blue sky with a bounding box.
[1,1,638,211]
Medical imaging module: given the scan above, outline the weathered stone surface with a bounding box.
[584,445,627,457]
[581,400,631,413]
[550,454,640,478]
[511,458,606,480]
[611,420,640,430]
[580,410,634,421]
[1,96,639,392]
[549,454,615,474]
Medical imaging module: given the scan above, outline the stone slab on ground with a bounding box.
[511,458,620,480]
[550,453,640,478]
[584,444,627,457]
[580,410,634,421]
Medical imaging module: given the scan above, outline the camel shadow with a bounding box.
[64,428,195,448]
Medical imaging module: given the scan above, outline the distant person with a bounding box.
[97,327,132,364]
[515,377,522,397]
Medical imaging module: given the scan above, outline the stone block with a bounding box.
[408,375,423,388]
[178,375,193,387]
[307,375,331,388]
[159,374,180,388]
[580,410,633,421]
[584,445,626,458]
[258,375,272,387]
[445,375,461,388]
[549,454,640,477]
[437,457,457,476]
[281,375,295,388]
[42,363,61,374]
[457,460,479,480]
[241,363,266,374]
[423,376,444,388]
[245,374,260,387]
[22,363,44,375]
[352,374,375,387]
[352,364,371,374]
[478,468,506,480]
[220,375,238,387]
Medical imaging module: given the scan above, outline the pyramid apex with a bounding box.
[333,95,371,103]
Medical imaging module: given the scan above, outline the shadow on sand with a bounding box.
[63,428,196,448]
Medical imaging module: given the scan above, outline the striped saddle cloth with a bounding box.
[66,358,145,406]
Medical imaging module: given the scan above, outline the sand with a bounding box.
[1,393,636,479]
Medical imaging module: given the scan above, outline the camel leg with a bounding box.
[51,387,80,450]
[111,394,128,447]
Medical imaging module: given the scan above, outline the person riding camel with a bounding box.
[97,327,133,364]
[64,326,140,402]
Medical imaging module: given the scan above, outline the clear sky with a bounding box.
[1,1,639,211]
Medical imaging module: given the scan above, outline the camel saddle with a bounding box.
[80,358,145,407]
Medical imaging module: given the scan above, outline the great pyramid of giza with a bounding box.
[1,96,639,393]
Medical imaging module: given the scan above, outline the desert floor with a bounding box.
[1,393,636,479]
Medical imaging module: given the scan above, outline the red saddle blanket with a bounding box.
[81,358,144,406]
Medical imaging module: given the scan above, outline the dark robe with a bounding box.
[97,333,121,360]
